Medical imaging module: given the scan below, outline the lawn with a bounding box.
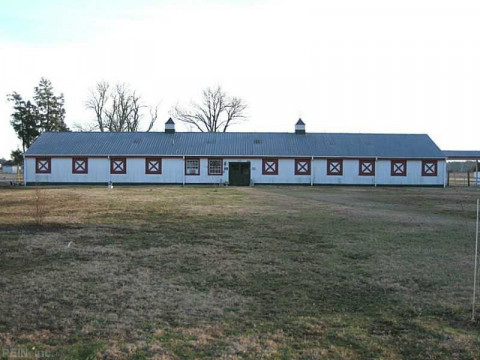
[0,185,479,359]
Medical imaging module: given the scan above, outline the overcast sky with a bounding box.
[1,0,479,158]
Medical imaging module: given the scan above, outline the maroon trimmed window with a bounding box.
[295,158,311,175]
[185,158,200,175]
[359,159,375,176]
[422,160,438,176]
[72,157,88,174]
[262,158,278,175]
[327,159,343,176]
[391,160,407,176]
[110,157,127,174]
[36,157,51,174]
[145,157,162,174]
[208,158,223,175]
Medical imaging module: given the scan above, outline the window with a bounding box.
[72,157,88,174]
[327,159,343,175]
[262,158,278,175]
[208,158,223,175]
[422,160,438,176]
[110,157,127,174]
[359,159,375,176]
[145,157,162,174]
[391,160,407,176]
[295,158,311,175]
[185,158,200,175]
[36,157,51,174]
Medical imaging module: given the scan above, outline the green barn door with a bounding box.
[229,162,250,186]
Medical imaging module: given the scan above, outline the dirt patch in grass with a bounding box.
[255,186,480,230]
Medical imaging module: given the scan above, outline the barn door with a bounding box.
[229,162,250,186]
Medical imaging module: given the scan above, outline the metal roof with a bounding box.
[25,131,446,158]
[443,150,480,159]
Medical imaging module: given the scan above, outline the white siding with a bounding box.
[375,160,445,186]
[110,158,183,184]
[184,158,227,184]
[312,159,375,185]
[25,157,445,186]
[26,158,110,184]
[251,159,311,184]
[26,157,184,184]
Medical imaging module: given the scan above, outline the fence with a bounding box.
[0,169,24,186]
[448,171,480,187]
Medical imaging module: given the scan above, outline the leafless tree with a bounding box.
[33,186,46,226]
[171,86,247,132]
[86,81,159,132]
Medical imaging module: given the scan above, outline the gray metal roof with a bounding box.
[443,150,480,159]
[25,131,445,158]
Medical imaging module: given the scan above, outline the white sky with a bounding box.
[1,0,479,158]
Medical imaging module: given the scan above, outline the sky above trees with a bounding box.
[1,0,480,157]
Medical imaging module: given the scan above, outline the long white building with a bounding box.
[24,119,448,186]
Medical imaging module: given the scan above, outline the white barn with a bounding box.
[24,119,447,187]
[2,161,20,174]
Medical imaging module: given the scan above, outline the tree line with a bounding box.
[7,79,247,164]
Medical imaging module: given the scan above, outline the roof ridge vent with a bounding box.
[295,118,305,134]
[165,118,175,133]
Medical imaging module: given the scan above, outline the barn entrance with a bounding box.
[229,162,250,186]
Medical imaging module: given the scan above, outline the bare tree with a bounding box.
[86,81,109,132]
[171,86,247,132]
[85,81,159,132]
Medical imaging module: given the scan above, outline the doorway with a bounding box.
[229,162,250,186]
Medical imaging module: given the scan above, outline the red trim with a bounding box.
[327,159,343,176]
[422,160,438,176]
[110,157,127,174]
[72,157,88,174]
[359,159,375,176]
[294,158,311,175]
[391,160,407,176]
[35,157,51,174]
[145,157,162,174]
[208,158,223,175]
[185,157,200,176]
[262,158,279,175]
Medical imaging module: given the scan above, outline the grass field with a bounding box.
[1,185,480,359]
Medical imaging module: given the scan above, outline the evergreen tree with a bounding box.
[34,78,69,131]
[10,149,23,165]
[7,78,69,151]
[7,92,40,152]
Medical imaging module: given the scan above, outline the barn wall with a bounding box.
[312,159,375,185]
[181,158,310,184]
[26,158,185,184]
[25,157,445,186]
[183,158,227,184]
[26,158,110,184]
[110,158,183,183]
[247,159,311,185]
[310,159,445,186]
[375,160,445,186]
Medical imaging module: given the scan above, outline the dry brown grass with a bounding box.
[0,185,479,359]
